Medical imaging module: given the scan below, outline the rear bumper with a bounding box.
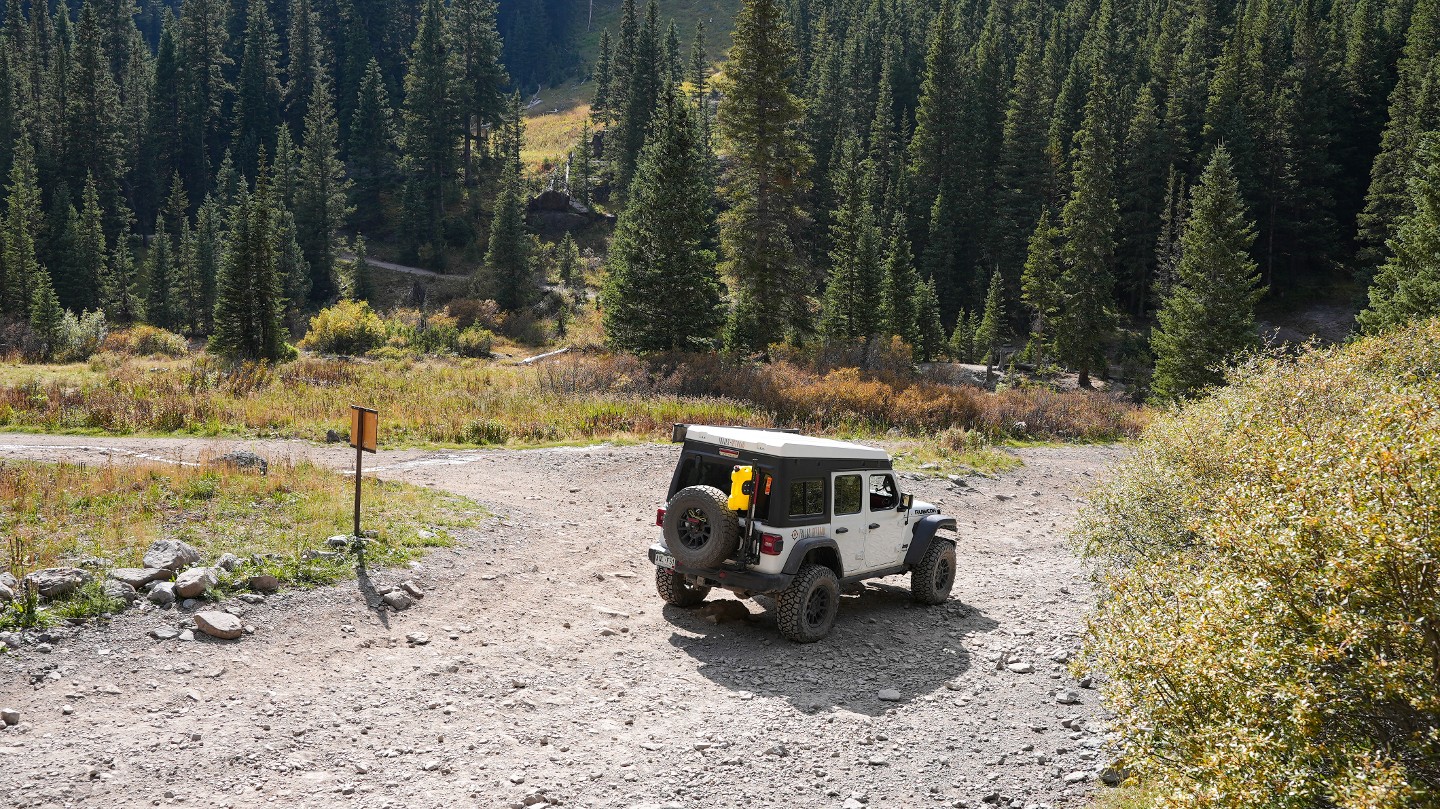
[648,544,793,594]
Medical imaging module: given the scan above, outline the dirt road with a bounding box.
[0,435,1123,809]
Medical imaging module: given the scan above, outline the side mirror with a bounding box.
[899,493,913,511]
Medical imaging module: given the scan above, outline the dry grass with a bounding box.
[522,83,594,172]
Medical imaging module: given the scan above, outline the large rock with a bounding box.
[0,583,12,603]
[215,553,242,573]
[0,572,19,591]
[213,450,268,475]
[143,540,201,572]
[193,611,243,640]
[247,574,280,593]
[102,580,138,605]
[174,567,218,599]
[108,568,172,588]
[146,581,177,607]
[23,568,92,599]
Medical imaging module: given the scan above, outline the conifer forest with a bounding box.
[0,0,1437,394]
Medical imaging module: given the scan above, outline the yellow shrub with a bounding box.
[299,300,387,356]
[1078,319,1440,807]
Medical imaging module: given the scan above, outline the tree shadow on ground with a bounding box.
[664,577,998,716]
[352,545,391,630]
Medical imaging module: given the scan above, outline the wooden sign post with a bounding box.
[350,406,379,538]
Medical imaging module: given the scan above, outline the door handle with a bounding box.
[868,523,880,530]
[834,527,848,534]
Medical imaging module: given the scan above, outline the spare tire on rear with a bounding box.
[662,485,741,568]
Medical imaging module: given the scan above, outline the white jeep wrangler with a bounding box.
[649,425,958,642]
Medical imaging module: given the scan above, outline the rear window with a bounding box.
[834,474,862,515]
[673,453,771,519]
[789,479,824,516]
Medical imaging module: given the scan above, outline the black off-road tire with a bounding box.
[776,563,840,643]
[655,568,711,607]
[662,485,740,568]
[911,538,956,605]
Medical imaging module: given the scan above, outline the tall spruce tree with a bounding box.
[145,220,179,331]
[283,0,323,135]
[1357,132,1440,333]
[1021,209,1063,365]
[1,133,44,318]
[348,58,397,221]
[878,213,921,349]
[71,176,107,314]
[400,0,460,264]
[975,269,1008,378]
[480,153,532,311]
[211,159,289,361]
[176,0,232,202]
[609,0,661,193]
[1150,145,1264,400]
[819,137,883,342]
[294,70,353,303]
[716,0,813,352]
[448,0,507,188]
[600,82,722,353]
[102,227,142,324]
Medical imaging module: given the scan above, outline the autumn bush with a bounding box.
[1077,319,1440,807]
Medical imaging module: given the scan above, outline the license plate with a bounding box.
[653,552,676,569]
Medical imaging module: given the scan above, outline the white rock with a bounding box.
[877,689,902,702]
[143,540,201,572]
[1006,662,1035,674]
[1,708,19,725]
[174,568,218,598]
[23,568,92,599]
[1055,690,1081,705]
[406,632,430,646]
[382,591,413,611]
[147,582,177,606]
[1063,771,1089,784]
[108,568,171,588]
[194,611,243,640]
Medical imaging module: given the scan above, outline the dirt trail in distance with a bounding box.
[0,434,1124,809]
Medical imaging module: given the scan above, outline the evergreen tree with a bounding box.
[174,0,232,202]
[915,277,947,362]
[189,199,223,332]
[975,269,1008,378]
[716,0,813,352]
[819,138,883,341]
[571,119,593,206]
[591,29,613,121]
[102,227,142,324]
[294,70,353,303]
[1118,84,1168,318]
[232,0,282,179]
[275,207,309,328]
[609,0,661,193]
[145,221,179,331]
[1054,80,1119,388]
[1358,132,1440,333]
[284,0,323,135]
[601,82,722,353]
[949,310,977,363]
[70,176,107,314]
[400,0,460,263]
[65,2,125,206]
[556,232,580,287]
[346,234,376,301]
[27,270,65,360]
[1151,145,1264,400]
[0,133,44,317]
[448,0,507,187]
[1021,209,1063,362]
[480,157,532,311]
[211,159,288,361]
[878,213,920,348]
[349,58,397,220]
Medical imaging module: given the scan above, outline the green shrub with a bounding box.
[1077,319,1440,807]
[456,326,494,357]
[300,300,387,356]
[102,324,187,357]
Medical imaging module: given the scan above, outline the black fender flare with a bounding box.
[781,536,844,577]
[905,515,957,566]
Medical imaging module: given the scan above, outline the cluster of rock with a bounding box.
[0,539,284,642]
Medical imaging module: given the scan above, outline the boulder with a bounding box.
[102,580,138,605]
[382,591,413,611]
[247,574,280,593]
[108,568,172,588]
[174,567,218,599]
[0,572,16,590]
[143,540,201,572]
[215,553,242,573]
[0,583,12,604]
[193,611,243,640]
[213,450,268,475]
[23,568,92,599]
[146,581,177,607]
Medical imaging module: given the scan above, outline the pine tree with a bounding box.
[1150,145,1264,400]
[689,22,710,138]
[878,213,920,348]
[284,0,323,135]
[571,119,593,206]
[400,0,460,263]
[915,277,947,362]
[65,2,125,205]
[819,137,883,342]
[71,176,107,314]
[1054,80,1119,388]
[27,270,65,360]
[1118,84,1169,318]
[145,220,179,331]
[176,0,232,203]
[102,227,142,324]
[609,0,661,192]
[591,29,613,121]
[275,207,309,329]
[273,126,299,210]
[975,269,1007,379]
[556,232,580,286]
[294,70,353,304]
[480,157,532,311]
[716,0,813,352]
[448,0,507,187]
[949,310,976,363]
[1357,132,1440,333]
[190,199,223,332]
[601,82,722,353]
[1,133,44,317]
[349,58,397,220]
[211,158,289,362]
[1021,209,1063,361]
[346,234,376,301]
[232,0,281,179]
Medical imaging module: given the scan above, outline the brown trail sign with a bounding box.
[350,406,378,539]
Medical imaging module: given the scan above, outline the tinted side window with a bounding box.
[868,474,898,511]
[834,474,862,515]
[788,479,824,516]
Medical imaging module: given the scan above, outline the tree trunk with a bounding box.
[1078,368,1092,389]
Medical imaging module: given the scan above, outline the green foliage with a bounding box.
[975,270,1007,367]
[1358,132,1440,334]
[480,154,533,311]
[1078,320,1440,807]
[210,161,291,363]
[299,299,388,355]
[1150,145,1264,401]
[105,325,189,357]
[600,81,722,353]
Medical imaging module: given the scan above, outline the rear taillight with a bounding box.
[760,533,784,556]
[656,508,666,527]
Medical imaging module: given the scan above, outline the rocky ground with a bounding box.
[0,435,1125,809]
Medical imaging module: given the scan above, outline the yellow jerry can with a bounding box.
[728,465,755,511]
